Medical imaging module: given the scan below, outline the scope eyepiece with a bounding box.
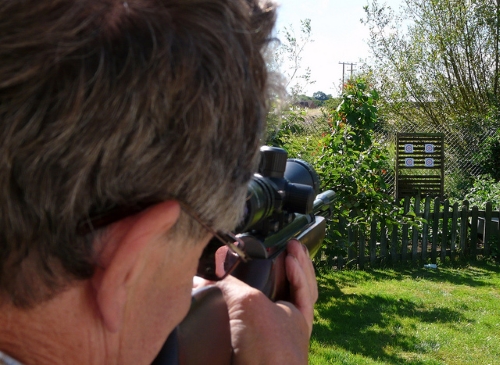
[236,146,320,235]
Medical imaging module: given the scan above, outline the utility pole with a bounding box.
[339,62,357,92]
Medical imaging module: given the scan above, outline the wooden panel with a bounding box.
[395,133,444,199]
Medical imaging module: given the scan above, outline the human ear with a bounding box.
[91,200,181,332]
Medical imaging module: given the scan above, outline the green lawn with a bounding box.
[310,261,500,364]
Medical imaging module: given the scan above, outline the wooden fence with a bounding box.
[328,196,500,269]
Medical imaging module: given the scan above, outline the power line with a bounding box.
[339,62,357,92]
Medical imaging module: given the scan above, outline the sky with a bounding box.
[275,0,402,96]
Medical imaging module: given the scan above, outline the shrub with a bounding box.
[477,129,500,181]
[463,175,500,210]
[314,78,403,266]
[266,105,329,164]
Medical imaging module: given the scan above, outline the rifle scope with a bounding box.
[236,146,320,236]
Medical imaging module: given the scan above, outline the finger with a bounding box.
[287,240,318,301]
[215,274,256,308]
[192,276,213,289]
[284,252,316,335]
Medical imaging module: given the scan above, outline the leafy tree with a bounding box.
[266,19,316,145]
[362,0,500,129]
[317,78,390,205]
[315,78,404,264]
[477,127,500,181]
[313,91,328,101]
[273,18,315,101]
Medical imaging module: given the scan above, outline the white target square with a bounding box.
[404,144,414,153]
[425,158,434,167]
[405,158,415,167]
[425,144,435,153]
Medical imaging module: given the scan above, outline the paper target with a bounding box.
[425,158,434,167]
[425,144,435,153]
[404,144,414,153]
[405,158,415,167]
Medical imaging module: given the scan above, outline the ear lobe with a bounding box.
[91,200,181,333]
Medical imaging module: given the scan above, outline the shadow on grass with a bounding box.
[313,283,462,364]
[311,261,500,364]
[317,260,500,290]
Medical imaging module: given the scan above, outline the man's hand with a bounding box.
[216,239,318,365]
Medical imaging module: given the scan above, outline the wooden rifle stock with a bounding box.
[152,190,335,365]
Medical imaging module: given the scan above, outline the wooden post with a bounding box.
[370,219,377,267]
[470,206,479,259]
[422,197,431,262]
[347,211,356,268]
[412,196,421,264]
[484,202,492,256]
[460,201,470,257]
[391,223,398,264]
[347,227,355,268]
[380,220,388,262]
[359,229,366,270]
[450,202,459,260]
[401,197,410,263]
[441,200,450,263]
[431,198,440,264]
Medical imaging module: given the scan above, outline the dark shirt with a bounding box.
[0,352,23,365]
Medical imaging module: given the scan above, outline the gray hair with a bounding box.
[0,0,277,307]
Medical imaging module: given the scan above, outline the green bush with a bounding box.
[314,78,404,266]
[266,106,306,148]
[463,174,500,210]
[477,129,500,181]
[266,105,329,164]
[316,78,393,212]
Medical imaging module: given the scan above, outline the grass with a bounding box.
[310,261,500,364]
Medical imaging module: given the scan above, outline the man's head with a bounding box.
[0,0,276,307]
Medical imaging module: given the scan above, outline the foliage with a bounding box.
[317,78,392,214]
[312,91,328,101]
[265,18,318,155]
[266,105,328,164]
[273,18,315,101]
[266,106,307,148]
[463,174,500,210]
[444,170,475,200]
[362,0,500,131]
[322,97,342,111]
[477,127,500,181]
[315,78,402,262]
[312,91,333,107]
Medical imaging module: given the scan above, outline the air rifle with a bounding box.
[153,146,335,365]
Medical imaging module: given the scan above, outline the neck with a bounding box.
[0,282,115,365]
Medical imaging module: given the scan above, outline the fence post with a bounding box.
[370,219,378,267]
[337,215,347,270]
[412,195,421,264]
[431,197,440,264]
[380,220,388,263]
[422,197,431,262]
[496,208,500,257]
[401,197,410,263]
[347,211,359,266]
[450,202,459,260]
[391,223,398,264]
[359,228,366,270]
[460,200,469,257]
[347,218,356,268]
[484,202,492,256]
[470,206,479,259]
[441,200,450,263]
